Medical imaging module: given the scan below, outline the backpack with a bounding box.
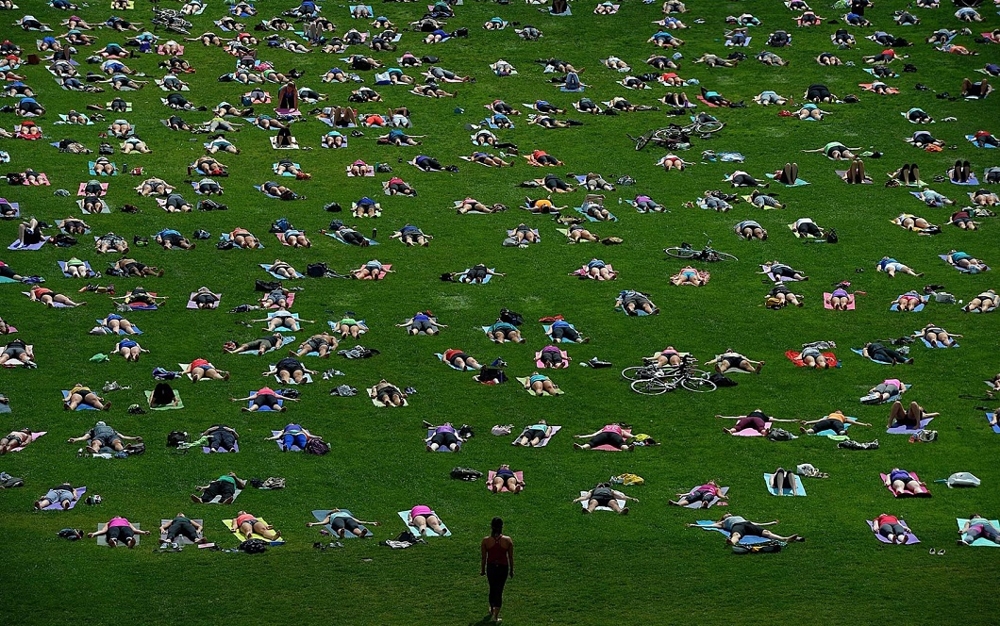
[255,279,281,292]
[305,438,330,455]
[307,262,329,278]
[825,229,839,244]
[53,234,77,247]
[6,172,24,185]
[450,467,483,481]
[0,472,23,489]
[124,442,145,456]
[151,382,176,406]
[166,431,188,448]
[152,367,181,380]
[945,472,980,488]
[499,308,524,326]
[476,367,508,385]
[57,528,85,540]
[216,240,234,250]
[239,538,268,554]
[767,428,794,441]
[710,372,738,387]
[732,540,784,554]
[270,217,290,233]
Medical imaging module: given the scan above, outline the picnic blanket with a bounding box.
[311,510,373,538]
[517,376,564,396]
[869,519,919,544]
[512,425,561,446]
[957,518,1000,547]
[42,486,85,510]
[764,474,807,496]
[222,518,284,544]
[143,389,184,410]
[881,471,931,497]
[784,349,838,367]
[397,510,450,537]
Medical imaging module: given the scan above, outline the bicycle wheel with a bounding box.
[621,366,654,382]
[634,131,653,151]
[681,377,717,393]
[696,120,725,134]
[631,378,670,395]
[664,247,696,260]
[714,251,739,262]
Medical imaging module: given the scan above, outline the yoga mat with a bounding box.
[58,260,96,278]
[682,486,729,508]
[851,348,893,365]
[886,418,933,434]
[397,510,451,537]
[512,425,561,447]
[222,518,284,544]
[764,474,807,496]
[159,519,203,545]
[949,174,980,186]
[326,231,378,247]
[535,349,570,368]
[77,182,108,196]
[939,254,990,274]
[957,519,1000,547]
[143,390,184,410]
[881,472,931,497]
[986,413,1000,434]
[580,491,627,512]
[823,293,856,310]
[920,337,959,349]
[436,353,469,371]
[730,422,772,437]
[249,393,284,412]
[41,486,85,510]
[260,264,304,280]
[427,428,461,452]
[835,170,873,183]
[201,486,242,504]
[573,206,617,222]
[202,442,240,454]
[765,173,810,186]
[186,292,221,309]
[8,240,45,251]
[486,471,524,492]
[61,390,98,410]
[890,301,925,312]
[95,522,142,546]
[456,269,493,283]
[311,509,373,538]
[966,135,997,148]
[0,402,10,414]
[238,336,296,355]
[869,519,919,544]
[693,520,768,545]
[517,377,564,396]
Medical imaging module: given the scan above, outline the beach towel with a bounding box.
[517,376,564,396]
[260,264,304,280]
[487,471,524,492]
[101,320,141,335]
[96,522,142,546]
[143,389,184,410]
[159,518,203,545]
[784,349,839,367]
[435,353,470,371]
[512,425,561,446]
[967,135,997,148]
[886,418,933,434]
[61,390,98,409]
[869,519,919,544]
[939,254,990,273]
[398,510,451,537]
[823,293,856,310]
[186,291,221,309]
[682,486,729,508]
[580,491,625,512]
[369,387,408,407]
[764,474,807,496]
[835,170,873,184]
[890,296,927,312]
[270,136,300,150]
[693,520,769,545]
[5,431,44,452]
[353,263,391,280]
[730,423,771,437]
[223,518,284,544]
[58,260,96,278]
[535,349,570,368]
[765,173,810,186]
[949,173,980,186]
[311,510,373,538]
[881,472,931,497]
[202,442,240,454]
[325,231,378,247]
[986,413,1000,434]
[9,240,45,251]
[957,518,1000,547]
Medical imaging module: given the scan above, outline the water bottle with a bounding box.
[371,228,377,240]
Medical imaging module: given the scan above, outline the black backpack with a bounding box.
[307,262,328,278]
[499,308,524,326]
[709,372,737,388]
[239,538,268,554]
[166,431,188,447]
[450,467,483,481]
[305,438,330,455]
[825,229,839,244]
[152,382,176,406]
[732,540,784,554]
[477,367,508,384]
[124,442,146,456]
[255,279,281,292]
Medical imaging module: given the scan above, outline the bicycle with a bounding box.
[624,357,717,394]
[663,239,738,262]
[628,119,726,151]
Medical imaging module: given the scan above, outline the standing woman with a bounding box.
[480,517,514,623]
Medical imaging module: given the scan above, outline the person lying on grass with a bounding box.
[489,465,524,493]
[485,318,524,344]
[291,332,338,358]
[68,420,142,452]
[717,409,799,435]
[390,224,431,246]
[735,219,767,240]
[862,378,906,404]
[888,401,938,429]
[232,511,281,541]
[307,509,381,537]
[861,341,912,364]
[440,348,481,371]
[615,289,658,315]
[670,480,726,507]
[159,514,207,547]
[112,338,148,362]
[705,350,764,374]
[64,384,111,411]
[90,517,150,548]
[827,282,854,312]
[34,481,80,510]
[266,424,320,449]
[262,357,317,385]
[876,256,922,278]
[425,422,465,452]
[371,379,407,407]
[892,214,938,234]
[574,423,633,451]
[0,428,33,455]
[671,265,706,286]
[958,515,1000,546]
[192,473,247,504]
[689,513,804,545]
[523,372,560,395]
[201,425,239,452]
[573,482,637,515]
[915,323,960,347]
[874,513,913,544]
[800,410,870,435]
[232,387,299,412]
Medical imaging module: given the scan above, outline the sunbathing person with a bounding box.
[438,348,480,371]
[888,400,938,429]
[800,342,834,368]
[267,259,301,279]
[705,350,764,374]
[307,509,381,538]
[485,464,522,493]
[181,358,229,383]
[574,423,633,451]
[396,312,447,336]
[522,372,560,395]
[945,250,988,273]
[968,189,998,207]
[89,517,150,548]
[333,313,366,339]
[112,287,165,307]
[484,317,524,344]
[801,410,870,435]
[370,379,407,407]
[958,515,1000,546]
[262,358,317,385]
[226,333,286,356]
[861,341,912,365]
[159,514,206,547]
[876,257,922,278]
[670,480,727,507]
[232,387,298,412]
[112,338,148,362]
[734,219,768,241]
[0,338,34,368]
[615,289,658,315]
[291,333,338,359]
[671,266,706,286]
[27,285,83,308]
[191,473,247,504]
[573,482,637,514]
[718,409,798,435]
[871,513,912,545]
[352,260,393,280]
[884,468,928,496]
[0,428,33,455]
[514,420,555,447]
[964,289,997,313]
[916,324,960,348]
[33,482,79,510]
[231,511,281,541]
[255,310,314,332]
[201,425,239,452]
[691,513,803,545]
[406,505,448,535]
[389,224,431,247]
[68,420,141,453]
[425,422,465,452]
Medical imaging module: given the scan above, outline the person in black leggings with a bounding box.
[480,517,514,623]
[862,342,912,364]
[308,509,381,538]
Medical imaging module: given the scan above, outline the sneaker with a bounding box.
[170,542,179,550]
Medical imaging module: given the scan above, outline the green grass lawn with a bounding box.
[2,0,999,624]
